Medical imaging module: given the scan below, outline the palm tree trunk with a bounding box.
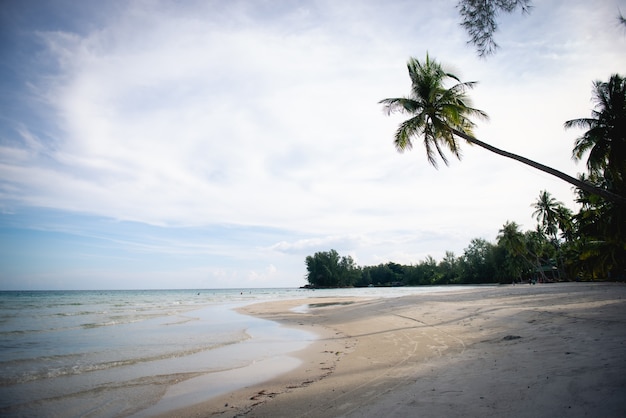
[451,128,626,207]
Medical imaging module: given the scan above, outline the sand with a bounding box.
[158,283,626,417]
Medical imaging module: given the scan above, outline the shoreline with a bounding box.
[155,283,626,417]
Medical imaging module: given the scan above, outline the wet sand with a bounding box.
[158,283,626,417]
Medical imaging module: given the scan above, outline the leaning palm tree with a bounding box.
[380,55,626,206]
[379,54,488,167]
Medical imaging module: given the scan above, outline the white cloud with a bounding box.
[270,234,368,254]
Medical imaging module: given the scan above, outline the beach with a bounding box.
[165,282,626,418]
[0,287,443,417]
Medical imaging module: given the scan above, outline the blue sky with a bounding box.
[1,0,625,290]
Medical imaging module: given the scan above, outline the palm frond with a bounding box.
[432,137,451,167]
[379,97,421,115]
[394,115,424,152]
[563,118,595,130]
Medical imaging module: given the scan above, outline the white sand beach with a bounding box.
[159,283,626,417]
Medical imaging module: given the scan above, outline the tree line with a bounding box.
[305,183,623,288]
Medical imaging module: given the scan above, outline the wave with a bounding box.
[0,309,203,337]
[0,330,250,386]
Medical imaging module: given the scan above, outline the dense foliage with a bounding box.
[304,250,361,288]
[305,185,621,287]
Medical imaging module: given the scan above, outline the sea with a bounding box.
[0,287,469,417]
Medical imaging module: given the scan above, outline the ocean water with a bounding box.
[0,287,469,417]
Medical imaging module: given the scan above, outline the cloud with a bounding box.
[1,0,625,289]
[270,234,368,254]
[5,0,438,234]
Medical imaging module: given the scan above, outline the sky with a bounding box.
[1,0,625,290]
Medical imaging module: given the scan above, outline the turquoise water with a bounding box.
[0,287,471,417]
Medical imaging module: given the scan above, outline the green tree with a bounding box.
[564,74,626,197]
[338,254,361,287]
[402,264,427,286]
[380,55,626,206]
[497,221,531,282]
[458,2,626,58]
[420,256,440,284]
[459,238,498,283]
[570,174,626,280]
[357,268,373,287]
[363,262,407,286]
[437,251,461,284]
[531,190,573,278]
[524,227,558,281]
[305,249,360,287]
[555,204,574,242]
[532,190,563,239]
[379,54,487,168]
[564,75,626,279]
[457,0,532,57]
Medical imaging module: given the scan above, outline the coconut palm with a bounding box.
[497,221,526,256]
[532,190,573,279]
[379,54,487,167]
[380,55,626,206]
[571,171,625,279]
[555,204,574,241]
[564,74,626,196]
[532,190,562,239]
[497,221,534,282]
